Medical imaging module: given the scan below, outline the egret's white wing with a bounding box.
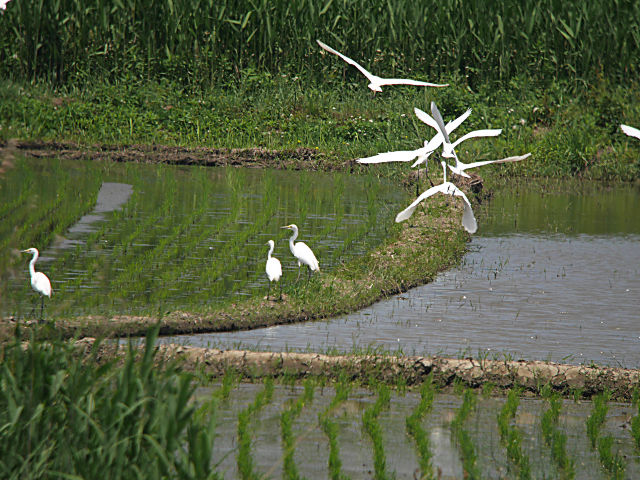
[450,129,502,148]
[414,107,441,133]
[316,39,375,83]
[448,184,477,234]
[379,78,448,88]
[395,184,446,222]
[445,109,472,133]
[458,153,532,171]
[410,150,435,168]
[293,241,319,271]
[266,257,282,282]
[357,148,426,164]
[621,124,640,140]
[430,102,450,144]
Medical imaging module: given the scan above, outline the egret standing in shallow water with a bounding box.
[265,240,282,300]
[316,40,448,92]
[21,248,52,320]
[281,224,320,281]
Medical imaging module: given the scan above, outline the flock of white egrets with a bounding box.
[19,40,640,314]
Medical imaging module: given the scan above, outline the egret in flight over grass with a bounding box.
[21,248,52,320]
[265,240,282,300]
[621,124,640,140]
[281,224,320,281]
[417,102,502,158]
[395,161,477,234]
[316,39,448,92]
[447,152,532,178]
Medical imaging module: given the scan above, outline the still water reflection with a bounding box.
[164,180,640,367]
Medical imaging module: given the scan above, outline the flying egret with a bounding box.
[395,160,477,234]
[418,103,502,158]
[447,152,532,178]
[357,108,473,193]
[21,248,52,320]
[281,224,320,281]
[316,39,448,92]
[621,124,640,140]
[265,240,282,300]
[0,0,11,12]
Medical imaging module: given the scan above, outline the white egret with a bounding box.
[447,152,532,178]
[265,240,282,300]
[621,124,640,140]
[395,161,477,234]
[281,224,320,281]
[0,0,11,12]
[418,103,502,158]
[316,40,448,92]
[21,248,52,320]
[357,108,472,166]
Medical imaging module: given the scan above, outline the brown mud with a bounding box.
[82,339,640,401]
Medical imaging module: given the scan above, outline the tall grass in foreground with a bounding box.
[451,389,480,480]
[280,379,315,480]
[0,1,638,86]
[586,391,626,479]
[319,379,351,480]
[0,328,219,479]
[497,388,531,480]
[540,387,574,479]
[405,375,436,480]
[362,384,392,480]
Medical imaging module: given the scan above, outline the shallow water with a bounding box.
[2,158,406,316]
[163,180,640,367]
[201,382,639,479]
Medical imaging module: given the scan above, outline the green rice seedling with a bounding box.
[237,377,274,480]
[405,375,436,480]
[0,327,219,479]
[451,389,480,480]
[540,391,574,478]
[319,379,351,480]
[280,379,315,480]
[631,403,640,451]
[597,436,626,479]
[497,388,531,480]
[362,384,392,480]
[586,391,610,448]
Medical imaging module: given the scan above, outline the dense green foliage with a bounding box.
[0,329,219,479]
[0,0,638,86]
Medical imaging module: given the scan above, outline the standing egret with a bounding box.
[417,103,502,158]
[316,40,448,92]
[21,248,52,320]
[447,152,532,178]
[265,240,282,300]
[281,224,320,281]
[621,124,640,140]
[395,161,477,234]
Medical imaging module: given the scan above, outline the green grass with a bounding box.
[362,384,392,480]
[319,379,351,480]
[280,379,315,480]
[405,375,436,480]
[540,389,574,479]
[497,388,531,480]
[0,327,219,480]
[451,388,480,480]
[0,1,638,87]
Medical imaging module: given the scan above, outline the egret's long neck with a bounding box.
[288,229,298,252]
[267,243,274,259]
[29,252,38,277]
[442,162,448,183]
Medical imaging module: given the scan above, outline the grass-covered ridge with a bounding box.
[0,0,638,87]
[2,76,639,180]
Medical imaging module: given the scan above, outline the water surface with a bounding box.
[164,180,640,367]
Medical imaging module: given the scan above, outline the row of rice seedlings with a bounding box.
[0,328,218,479]
[1,0,637,85]
[236,378,275,480]
[318,379,352,480]
[280,379,315,480]
[586,391,627,478]
[405,375,436,480]
[497,388,531,479]
[539,387,575,479]
[450,389,480,480]
[631,388,640,451]
[362,383,392,480]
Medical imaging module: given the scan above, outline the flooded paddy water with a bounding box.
[169,180,640,368]
[0,156,406,317]
[199,381,639,479]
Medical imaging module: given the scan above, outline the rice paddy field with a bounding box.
[2,0,640,478]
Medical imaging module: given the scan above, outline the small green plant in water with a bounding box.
[451,389,480,480]
[497,388,531,480]
[540,392,574,479]
[362,384,392,480]
[280,379,315,480]
[405,375,436,480]
[319,378,351,480]
[586,391,610,448]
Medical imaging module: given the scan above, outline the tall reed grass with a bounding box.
[0,1,637,86]
[0,328,219,479]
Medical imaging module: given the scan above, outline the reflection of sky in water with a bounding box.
[161,182,640,368]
